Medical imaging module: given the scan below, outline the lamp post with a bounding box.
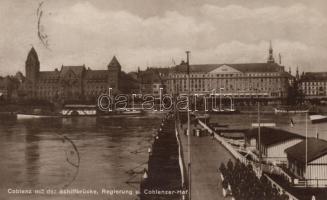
[186,51,191,200]
[252,88,261,166]
[305,111,308,187]
[258,99,261,164]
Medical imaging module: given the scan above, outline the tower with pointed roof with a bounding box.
[25,47,40,83]
[267,41,275,64]
[296,66,300,80]
[107,56,121,92]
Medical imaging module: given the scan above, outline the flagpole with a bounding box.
[258,101,261,168]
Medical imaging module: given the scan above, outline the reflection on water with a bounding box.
[0,115,162,200]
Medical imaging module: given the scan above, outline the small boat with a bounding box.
[194,113,210,120]
[251,123,276,127]
[16,113,59,119]
[309,115,327,124]
[209,108,240,114]
[114,108,144,116]
[61,104,97,116]
[16,108,60,119]
[17,105,99,119]
[121,110,144,115]
[274,106,309,114]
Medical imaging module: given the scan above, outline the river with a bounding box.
[0,114,163,200]
[0,112,326,200]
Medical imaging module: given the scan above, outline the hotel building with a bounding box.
[165,44,292,104]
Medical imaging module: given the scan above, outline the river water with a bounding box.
[0,112,326,200]
[0,114,163,200]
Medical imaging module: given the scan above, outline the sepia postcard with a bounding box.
[1,0,327,200]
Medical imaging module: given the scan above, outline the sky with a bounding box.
[0,0,326,76]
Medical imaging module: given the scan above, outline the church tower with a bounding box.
[25,47,40,83]
[267,41,275,64]
[296,66,300,81]
[107,56,121,93]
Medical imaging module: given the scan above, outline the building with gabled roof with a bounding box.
[20,47,136,102]
[285,138,327,186]
[245,127,304,164]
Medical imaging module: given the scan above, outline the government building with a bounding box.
[19,47,138,102]
[164,43,292,104]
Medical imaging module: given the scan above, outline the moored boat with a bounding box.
[61,104,97,116]
[309,115,327,124]
[16,108,60,119]
[16,113,59,119]
[274,106,309,114]
[120,110,144,115]
[194,113,210,120]
[209,108,240,114]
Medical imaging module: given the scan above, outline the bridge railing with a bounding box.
[198,119,299,200]
[175,115,187,188]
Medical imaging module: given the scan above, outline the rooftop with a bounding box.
[245,127,304,147]
[285,137,327,164]
[60,65,86,77]
[301,72,327,81]
[174,62,285,73]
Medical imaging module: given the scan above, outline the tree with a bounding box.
[286,80,305,105]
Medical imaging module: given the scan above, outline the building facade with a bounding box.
[20,47,133,102]
[164,44,292,104]
[132,67,169,96]
[299,72,327,99]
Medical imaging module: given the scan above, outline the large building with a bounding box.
[20,47,136,102]
[164,43,292,104]
[299,72,327,99]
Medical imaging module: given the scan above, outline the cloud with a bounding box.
[0,1,326,75]
[201,4,326,26]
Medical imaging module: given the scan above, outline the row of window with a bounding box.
[301,81,327,86]
[37,90,106,97]
[170,72,280,78]
[37,84,108,91]
[174,85,283,92]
